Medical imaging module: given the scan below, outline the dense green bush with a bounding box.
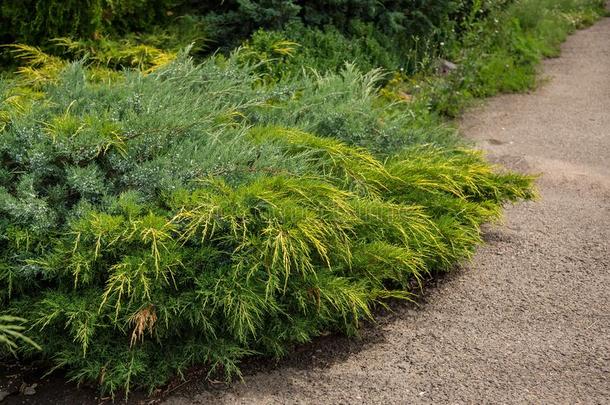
[0,0,184,44]
[0,0,193,68]
[2,0,603,77]
[197,0,502,73]
[0,0,494,72]
[0,0,605,399]
[0,54,535,395]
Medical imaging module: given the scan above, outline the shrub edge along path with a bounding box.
[166,9,610,405]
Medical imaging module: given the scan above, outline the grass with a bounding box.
[395,0,608,117]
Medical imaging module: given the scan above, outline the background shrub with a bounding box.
[0,0,496,72]
[0,0,185,44]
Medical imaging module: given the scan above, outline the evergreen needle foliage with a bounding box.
[0,52,536,396]
[2,0,603,398]
[0,0,603,398]
[0,315,41,352]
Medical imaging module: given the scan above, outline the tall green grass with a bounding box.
[405,0,607,116]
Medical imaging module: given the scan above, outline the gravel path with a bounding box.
[166,12,610,405]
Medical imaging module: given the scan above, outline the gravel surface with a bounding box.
[165,13,610,405]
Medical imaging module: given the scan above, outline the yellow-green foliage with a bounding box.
[7,44,67,87]
[0,0,600,397]
[52,37,177,72]
[0,316,41,352]
[6,44,125,87]
[0,53,536,397]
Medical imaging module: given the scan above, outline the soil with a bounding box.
[2,10,609,405]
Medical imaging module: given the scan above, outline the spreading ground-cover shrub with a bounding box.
[245,65,460,154]
[0,0,605,399]
[0,52,536,395]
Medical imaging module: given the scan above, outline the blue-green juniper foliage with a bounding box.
[0,53,535,395]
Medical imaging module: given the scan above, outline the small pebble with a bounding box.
[23,383,38,396]
[0,391,11,402]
